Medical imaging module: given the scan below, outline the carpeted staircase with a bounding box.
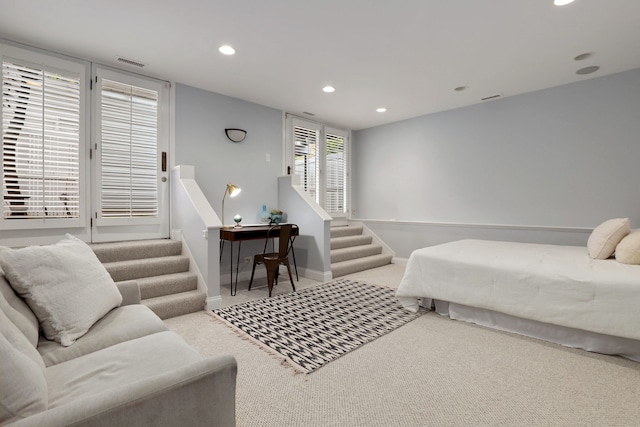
[91,239,205,320]
[330,224,393,277]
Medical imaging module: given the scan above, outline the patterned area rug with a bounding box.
[211,278,426,373]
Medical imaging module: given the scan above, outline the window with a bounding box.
[1,45,87,229]
[325,131,346,214]
[293,121,320,202]
[287,115,349,217]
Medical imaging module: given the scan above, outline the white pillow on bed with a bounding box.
[615,230,640,265]
[587,218,630,260]
[0,234,122,346]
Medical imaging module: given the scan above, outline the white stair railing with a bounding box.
[171,165,223,310]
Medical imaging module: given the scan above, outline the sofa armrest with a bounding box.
[6,355,238,427]
[116,280,141,305]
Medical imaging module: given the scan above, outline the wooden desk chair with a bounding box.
[248,224,296,297]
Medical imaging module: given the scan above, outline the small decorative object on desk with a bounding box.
[259,204,270,223]
[269,209,283,225]
[233,214,242,228]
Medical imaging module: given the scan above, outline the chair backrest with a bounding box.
[266,224,293,258]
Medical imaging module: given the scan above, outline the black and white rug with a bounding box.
[211,278,426,373]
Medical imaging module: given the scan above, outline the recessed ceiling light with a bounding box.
[574,52,593,61]
[376,107,387,113]
[576,65,600,75]
[554,0,575,5]
[322,86,335,93]
[219,45,236,55]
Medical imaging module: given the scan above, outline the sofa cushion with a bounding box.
[38,304,168,366]
[0,309,44,370]
[0,271,39,347]
[0,310,47,425]
[0,234,122,346]
[587,218,630,259]
[46,331,203,409]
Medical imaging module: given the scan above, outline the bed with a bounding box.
[396,239,640,361]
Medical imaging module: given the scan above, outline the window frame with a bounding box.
[285,114,350,218]
[0,43,90,231]
[324,127,348,216]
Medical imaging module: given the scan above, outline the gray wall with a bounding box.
[352,68,640,257]
[174,84,284,278]
[175,83,283,222]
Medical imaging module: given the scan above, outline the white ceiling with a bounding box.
[1,0,640,130]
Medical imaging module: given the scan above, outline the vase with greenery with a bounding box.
[269,209,283,224]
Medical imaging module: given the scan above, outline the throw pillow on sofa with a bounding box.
[0,234,122,346]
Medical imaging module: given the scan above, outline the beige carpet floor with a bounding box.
[165,263,640,427]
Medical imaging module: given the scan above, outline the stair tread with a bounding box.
[103,255,190,282]
[331,244,383,263]
[136,271,197,283]
[331,243,382,255]
[103,254,189,268]
[331,253,393,278]
[92,239,182,262]
[136,272,198,299]
[142,289,204,304]
[331,253,393,267]
[142,290,206,320]
[330,225,363,238]
[330,235,372,249]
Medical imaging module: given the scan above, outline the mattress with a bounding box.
[396,239,640,341]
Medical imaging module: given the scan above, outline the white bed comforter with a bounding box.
[396,239,640,340]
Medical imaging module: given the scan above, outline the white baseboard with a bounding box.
[300,267,332,282]
[206,295,223,310]
[391,257,408,266]
[220,268,267,286]
[220,266,332,285]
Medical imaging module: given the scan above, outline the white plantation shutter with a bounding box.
[2,60,81,220]
[99,78,158,219]
[288,116,349,217]
[293,123,320,203]
[325,130,347,214]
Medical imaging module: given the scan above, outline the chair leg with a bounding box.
[283,259,295,292]
[289,245,299,281]
[248,258,259,290]
[263,258,280,297]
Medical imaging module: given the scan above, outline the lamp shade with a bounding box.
[225,128,247,143]
[226,183,241,198]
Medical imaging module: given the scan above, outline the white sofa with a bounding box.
[0,236,237,427]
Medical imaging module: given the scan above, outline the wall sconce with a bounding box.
[225,128,247,143]
[221,183,241,227]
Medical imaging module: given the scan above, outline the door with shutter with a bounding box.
[90,67,169,243]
